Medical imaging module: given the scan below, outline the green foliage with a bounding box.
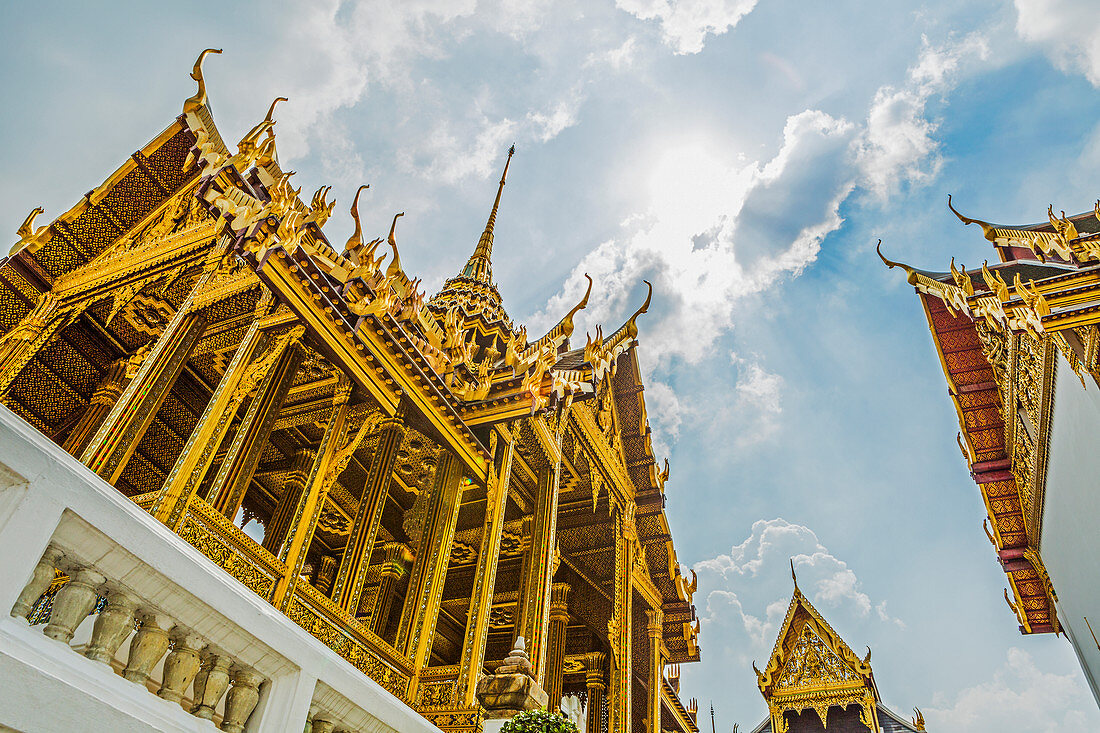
[500,709,580,733]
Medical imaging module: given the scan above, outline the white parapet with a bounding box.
[0,404,441,733]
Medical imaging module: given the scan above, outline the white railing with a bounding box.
[0,404,439,733]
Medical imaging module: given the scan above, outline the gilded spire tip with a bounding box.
[947,194,995,239]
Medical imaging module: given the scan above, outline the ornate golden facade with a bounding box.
[751,573,925,733]
[879,196,1100,636]
[0,51,700,731]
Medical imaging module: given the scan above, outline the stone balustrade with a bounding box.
[12,542,265,731]
[0,404,442,733]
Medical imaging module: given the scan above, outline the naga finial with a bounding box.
[345,184,369,253]
[265,96,288,126]
[863,646,872,665]
[386,212,405,278]
[949,257,974,296]
[912,708,926,731]
[10,206,51,256]
[876,240,920,285]
[16,206,44,240]
[790,558,799,592]
[947,194,996,239]
[560,273,593,337]
[183,48,222,114]
[625,279,652,339]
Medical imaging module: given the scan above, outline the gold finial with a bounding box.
[981,260,1009,302]
[386,212,405,278]
[16,206,44,240]
[463,145,515,283]
[345,184,369,252]
[559,273,593,337]
[265,96,288,125]
[10,206,51,256]
[1048,205,1079,243]
[624,279,652,340]
[863,646,872,665]
[950,257,975,296]
[912,708,926,731]
[875,239,922,286]
[947,194,996,239]
[183,48,222,114]
[790,558,799,592]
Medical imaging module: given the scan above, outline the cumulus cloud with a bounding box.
[1014,0,1100,87]
[924,647,1100,732]
[529,109,855,367]
[685,518,902,678]
[616,0,759,54]
[855,33,989,200]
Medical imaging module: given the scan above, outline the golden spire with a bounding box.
[461,145,514,283]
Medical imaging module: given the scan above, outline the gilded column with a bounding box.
[584,651,606,733]
[80,293,208,484]
[458,426,516,705]
[370,542,409,635]
[396,449,464,676]
[546,582,571,711]
[515,461,561,682]
[609,501,635,731]
[331,416,406,615]
[152,321,303,531]
[270,376,352,611]
[61,354,138,455]
[207,343,302,519]
[261,449,314,556]
[0,293,81,398]
[646,607,664,733]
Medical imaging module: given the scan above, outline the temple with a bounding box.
[0,50,700,732]
[881,196,1100,705]
[750,570,926,733]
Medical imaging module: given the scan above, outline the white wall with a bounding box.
[1041,356,1100,705]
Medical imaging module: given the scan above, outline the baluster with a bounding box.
[309,718,336,733]
[123,611,175,686]
[43,566,104,643]
[11,545,63,620]
[192,652,233,720]
[221,668,264,733]
[159,629,207,704]
[85,588,139,664]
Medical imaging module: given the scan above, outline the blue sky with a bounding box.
[3,1,1100,729]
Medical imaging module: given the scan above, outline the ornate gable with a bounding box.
[755,575,880,733]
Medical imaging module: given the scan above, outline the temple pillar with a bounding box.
[609,501,635,732]
[208,343,302,519]
[0,293,81,399]
[584,651,606,733]
[270,377,352,611]
[515,462,561,682]
[370,542,409,635]
[80,294,207,484]
[331,416,406,615]
[546,582,571,711]
[396,448,463,676]
[646,607,664,733]
[61,355,136,456]
[458,426,516,705]
[261,449,314,556]
[152,319,303,531]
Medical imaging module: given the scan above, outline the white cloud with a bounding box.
[1015,0,1100,86]
[686,518,903,677]
[924,647,1100,732]
[856,33,989,200]
[730,355,784,447]
[615,0,759,54]
[529,109,855,368]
